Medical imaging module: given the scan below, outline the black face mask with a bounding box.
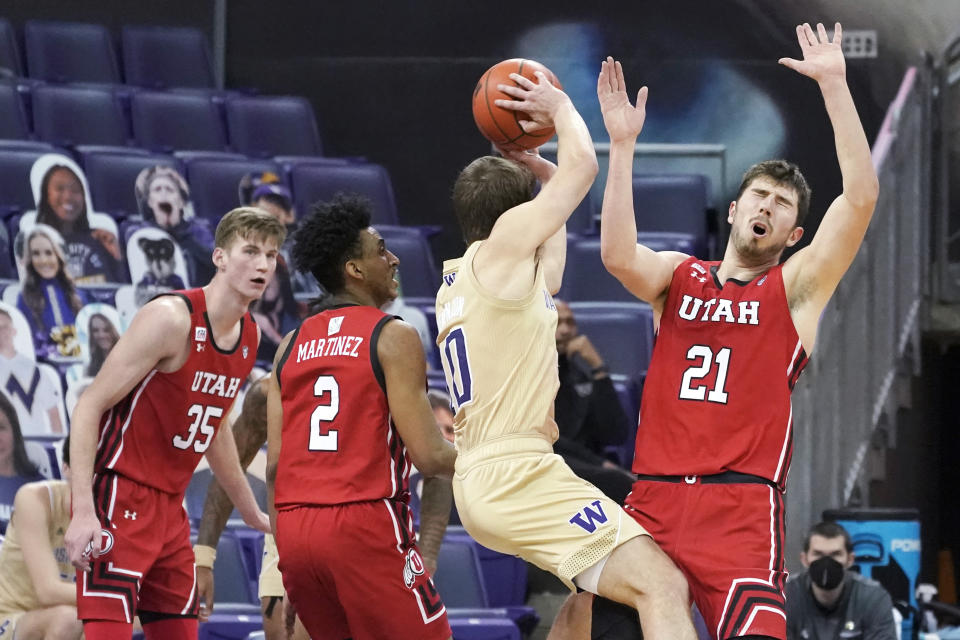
[808,556,845,590]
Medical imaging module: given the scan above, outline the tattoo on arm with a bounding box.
[417,476,453,566]
[196,380,268,547]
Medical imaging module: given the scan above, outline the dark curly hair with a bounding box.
[292,193,371,296]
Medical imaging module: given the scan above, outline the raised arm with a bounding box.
[781,23,880,331]
[478,73,597,284]
[65,296,190,571]
[598,57,688,311]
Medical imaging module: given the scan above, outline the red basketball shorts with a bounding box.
[275,500,451,640]
[77,473,198,623]
[624,477,788,640]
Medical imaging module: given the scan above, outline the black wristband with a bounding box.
[591,364,609,376]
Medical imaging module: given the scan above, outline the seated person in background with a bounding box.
[31,157,123,284]
[428,389,456,444]
[0,390,43,534]
[0,307,63,434]
[15,225,85,359]
[135,165,215,286]
[0,434,82,640]
[84,312,120,378]
[786,521,897,640]
[553,299,634,505]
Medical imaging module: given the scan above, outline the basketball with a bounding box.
[472,58,562,151]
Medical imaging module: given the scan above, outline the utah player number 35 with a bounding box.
[172,404,224,452]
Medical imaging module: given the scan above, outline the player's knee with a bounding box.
[45,605,83,640]
[547,592,593,640]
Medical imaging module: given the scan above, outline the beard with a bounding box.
[730,223,785,264]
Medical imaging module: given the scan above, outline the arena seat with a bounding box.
[81,149,178,220]
[567,189,596,234]
[632,173,711,255]
[0,19,24,78]
[288,161,399,225]
[184,469,267,527]
[435,537,489,608]
[31,85,128,148]
[198,607,263,640]
[131,91,227,153]
[376,225,439,306]
[568,301,655,382]
[559,235,635,303]
[636,230,699,254]
[24,20,120,84]
[225,95,322,157]
[0,145,59,216]
[121,26,215,89]
[447,616,522,640]
[0,81,29,140]
[183,157,281,222]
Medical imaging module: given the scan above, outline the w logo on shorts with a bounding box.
[569,500,609,533]
[0,619,10,637]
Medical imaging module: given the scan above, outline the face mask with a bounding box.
[808,556,845,590]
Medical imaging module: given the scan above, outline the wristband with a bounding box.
[193,544,217,569]
[591,364,609,376]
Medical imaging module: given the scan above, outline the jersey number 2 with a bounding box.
[309,375,340,451]
[173,404,223,453]
[679,345,731,404]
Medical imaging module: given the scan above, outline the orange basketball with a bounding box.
[471,58,562,151]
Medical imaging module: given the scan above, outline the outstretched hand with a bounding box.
[495,71,569,132]
[779,22,846,83]
[597,56,648,143]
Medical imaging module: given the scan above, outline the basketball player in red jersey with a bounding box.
[550,24,879,640]
[64,207,286,640]
[265,194,457,640]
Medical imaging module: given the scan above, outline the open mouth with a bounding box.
[751,222,768,238]
[251,277,266,286]
[158,202,173,215]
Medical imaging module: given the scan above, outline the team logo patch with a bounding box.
[758,275,768,286]
[569,500,609,533]
[402,548,425,588]
[327,316,344,336]
[242,346,249,359]
[195,327,207,342]
[0,619,10,636]
[82,528,116,559]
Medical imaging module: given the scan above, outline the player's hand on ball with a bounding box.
[597,56,648,143]
[495,71,570,131]
[65,511,103,572]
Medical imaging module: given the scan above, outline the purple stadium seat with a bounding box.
[289,161,398,225]
[24,20,120,84]
[558,235,635,303]
[121,25,214,89]
[0,81,29,140]
[636,230,699,254]
[447,616,521,640]
[131,91,227,153]
[0,145,59,215]
[225,95,322,157]
[632,173,711,254]
[568,301,654,382]
[31,85,128,148]
[435,537,489,607]
[0,19,23,78]
[184,157,281,222]
[376,225,439,306]
[80,149,178,220]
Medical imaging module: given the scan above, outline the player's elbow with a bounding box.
[412,444,456,479]
[846,174,880,210]
[34,582,66,607]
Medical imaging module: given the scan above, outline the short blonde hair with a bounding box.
[214,207,287,249]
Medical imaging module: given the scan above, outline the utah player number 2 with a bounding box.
[679,345,731,404]
[309,375,340,451]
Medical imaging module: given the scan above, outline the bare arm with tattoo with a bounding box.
[195,377,269,620]
[418,475,453,575]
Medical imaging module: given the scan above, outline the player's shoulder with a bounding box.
[12,480,55,512]
[376,317,421,358]
[135,294,193,332]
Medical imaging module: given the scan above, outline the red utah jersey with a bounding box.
[274,304,409,510]
[633,257,808,489]
[94,288,258,495]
